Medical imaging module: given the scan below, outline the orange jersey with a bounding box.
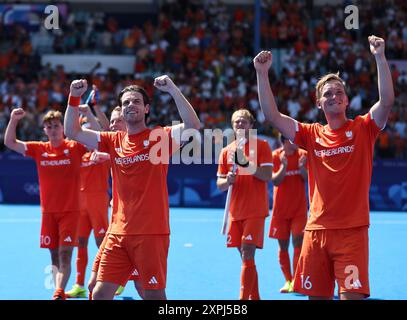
[217,138,273,221]
[272,148,307,219]
[25,139,87,213]
[80,151,110,193]
[97,126,176,235]
[293,112,380,230]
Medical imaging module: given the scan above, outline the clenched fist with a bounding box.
[70,79,88,97]
[10,108,26,121]
[253,51,273,73]
[368,35,385,57]
[154,75,177,94]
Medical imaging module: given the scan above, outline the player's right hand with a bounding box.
[253,51,272,72]
[70,79,88,97]
[10,108,26,121]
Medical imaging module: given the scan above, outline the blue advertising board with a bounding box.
[0,152,406,211]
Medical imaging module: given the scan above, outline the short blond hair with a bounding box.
[315,73,346,101]
[43,110,63,125]
[112,106,122,113]
[231,109,255,126]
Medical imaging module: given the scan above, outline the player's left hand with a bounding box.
[369,35,385,57]
[154,75,177,94]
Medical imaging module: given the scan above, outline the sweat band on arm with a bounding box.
[68,95,81,107]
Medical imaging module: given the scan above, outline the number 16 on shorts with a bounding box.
[300,275,313,290]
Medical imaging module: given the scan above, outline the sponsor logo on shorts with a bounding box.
[244,234,253,241]
[349,279,362,289]
[148,276,158,285]
[98,228,105,234]
[132,269,139,276]
[64,236,72,242]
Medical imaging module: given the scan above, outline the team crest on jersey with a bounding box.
[42,152,48,158]
[63,149,69,155]
[143,140,150,148]
[345,131,353,139]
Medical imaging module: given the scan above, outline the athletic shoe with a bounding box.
[280,280,292,293]
[288,281,294,293]
[65,284,87,298]
[53,288,66,300]
[115,285,125,296]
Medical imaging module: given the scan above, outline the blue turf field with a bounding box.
[0,205,406,300]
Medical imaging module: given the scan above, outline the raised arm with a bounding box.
[254,51,297,141]
[4,108,27,155]
[64,79,99,149]
[154,75,201,131]
[368,36,395,129]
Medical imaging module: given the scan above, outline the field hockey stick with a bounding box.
[221,138,246,235]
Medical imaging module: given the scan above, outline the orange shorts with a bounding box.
[78,192,109,239]
[269,214,307,239]
[40,211,80,249]
[292,226,370,298]
[92,234,140,281]
[128,268,140,281]
[227,217,265,249]
[97,233,169,290]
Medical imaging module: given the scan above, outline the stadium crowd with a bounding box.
[0,0,406,158]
